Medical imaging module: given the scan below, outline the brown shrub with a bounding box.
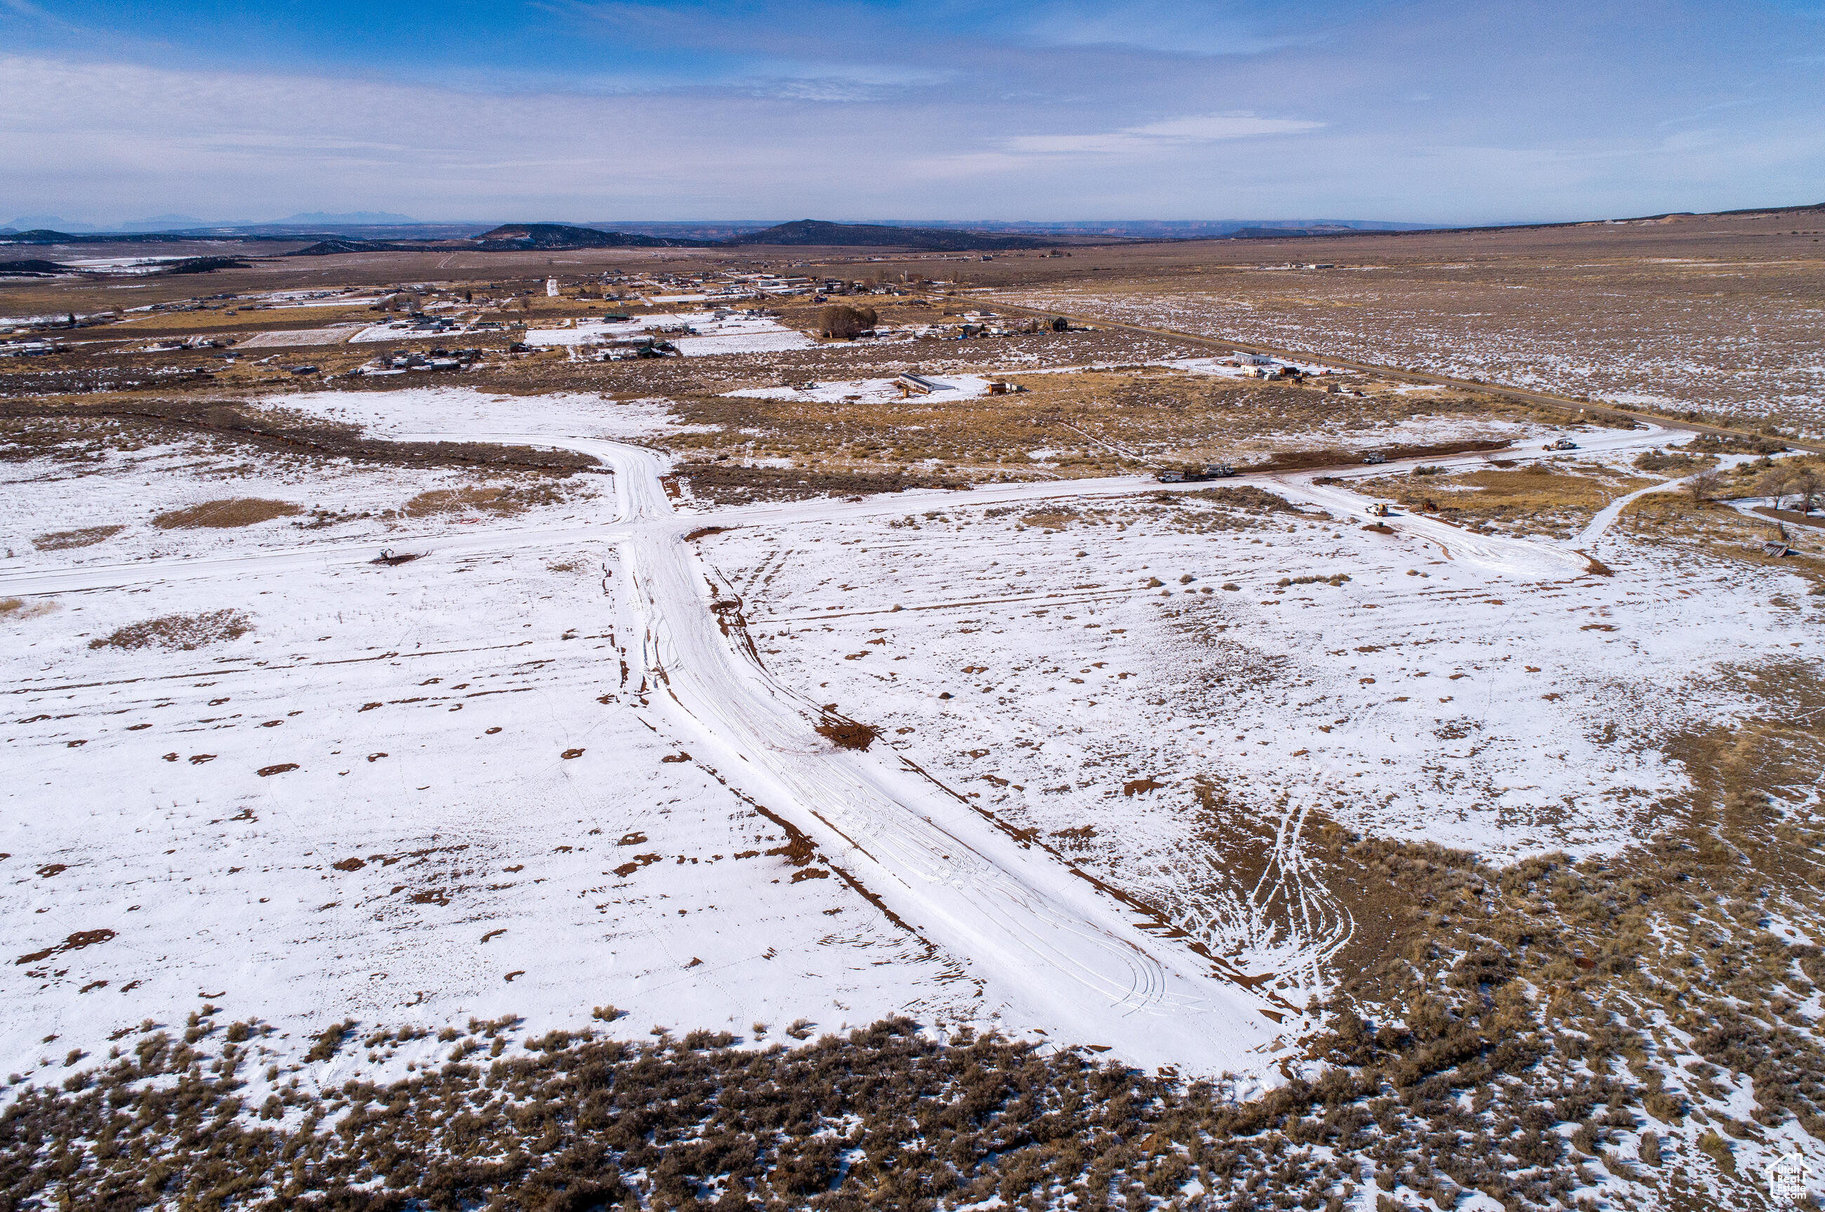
[88,609,251,651]
[304,1020,356,1064]
[152,498,302,529]
[817,304,878,338]
[816,721,878,750]
[1189,484,1302,513]
[1020,509,1079,531]
[1632,448,1713,474]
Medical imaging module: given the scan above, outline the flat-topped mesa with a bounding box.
[473,223,716,251]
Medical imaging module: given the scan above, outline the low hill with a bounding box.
[0,230,80,245]
[160,256,254,275]
[474,223,714,250]
[1227,224,1380,239]
[0,259,68,276]
[287,239,420,256]
[726,220,1051,251]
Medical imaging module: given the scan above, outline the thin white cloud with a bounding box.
[1020,3,1296,57]
[1002,113,1324,156]
[0,0,84,32]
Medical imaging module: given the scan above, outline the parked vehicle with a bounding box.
[1155,462,1235,484]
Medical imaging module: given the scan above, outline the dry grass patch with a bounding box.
[152,498,302,529]
[33,525,127,551]
[1361,463,1651,538]
[106,304,374,334]
[401,482,566,518]
[0,597,57,620]
[659,363,1554,496]
[88,609,251,651]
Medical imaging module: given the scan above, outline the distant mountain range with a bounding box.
[290,220,1055,256]
[9,204,1820,259]
[0,215,1481,255]
[277,211,418,226]
[589,218,1431,242]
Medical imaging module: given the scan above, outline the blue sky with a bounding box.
[3,0,1823,225]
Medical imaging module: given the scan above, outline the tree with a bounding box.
[1685,470,1723,505]
[1790,468,1821,515]
[1756,465,1796,510]
[817,304,877,338]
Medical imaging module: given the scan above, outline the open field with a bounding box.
[3,225,1825,1208]
[962,209,1825,433]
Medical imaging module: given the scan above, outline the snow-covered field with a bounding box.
[0,545,951,1089]
[724,373,996,405]
[2,385,1816,1096]
[0,386,702,575]
[349,322,489,343]
[235,325,366,348]
[701,471,1804,880]
[524,310,814,357]
[62,256,193,273]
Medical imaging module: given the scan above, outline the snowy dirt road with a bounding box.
[475,433,1291,1072]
